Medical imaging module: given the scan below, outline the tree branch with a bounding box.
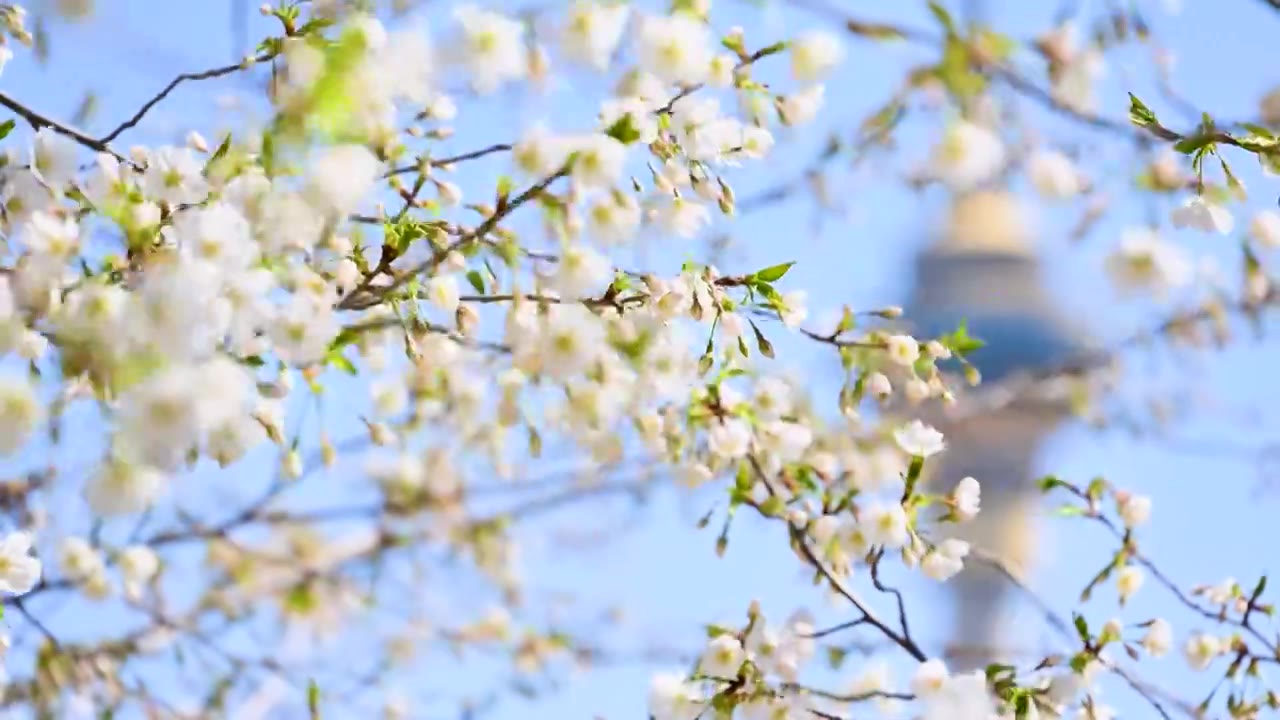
[98,53,276,144]
[0,91,123,160]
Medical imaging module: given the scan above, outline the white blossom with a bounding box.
[0,373,40,455]
[513,125,574,178]
[648,671,706,720]
[635,13,711,85]
[1052,47,1106,115]
[562,1,629,71]
[920,671,996,720]
[1106,227,1193,293]
[866,372,892,399]
[1116,565,1144,604]
[586,191,642,244]
[1249,210,1280,247]
[862,501,909,549]
[1028,149,1083,199]
[31,128,80,187]
[1171,195,1234,235]
[790,30,843,83]
[601,97,659,143]
[1184,632,1221,671]
[893,420,946,458]
[426,274,461,313]
[305,144,379,217]
[1142,618,1173,657]
[699,633,745,678]
[452,5,527,93]
[58,536,106,586]
[271,295,339,366]
[1118,493,1152,528]
[932,121,1005,190]
[553,243,612,296]
[650,196,710,238]
[0,531,41,595]
[570,134,627,190]
[885,334,920,366]
[85,458,166,516]
[708,418,752,460]
[119,545,160,600]
[777,85,824,126]
[911,659,950,699]
[952,476,981,521]
[142,145,208,205]
[922,538,969,582]
[757,420,813,463]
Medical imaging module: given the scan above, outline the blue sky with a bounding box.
[4,0,1280,717]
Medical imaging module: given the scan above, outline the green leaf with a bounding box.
[705,624,733,638]
[307,25,371,139]
[297,17,337,36]
[1054,504,1086,517]
[465,269,486,294]
[1072,614,1090,644]
[940,319,985,357]
[1173,135,1214,155]
[0,119,15,141]
[1085,476,1107,501]
[1128,93,1157,128]
[1242,123,1275,140]
[326,351,357,375]
[307,679,321,719]
[754,261,795,282]
[927,1,957,34]
[1249,575,1268,606]
[260,130,277,176]
[286,584,318,614]
[209,133,233,164]
[760,496,785,517]
[904,455,925,497]
[603,113,643,145]
[1037,475,1067,493]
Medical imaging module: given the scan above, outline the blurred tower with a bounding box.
[903,190,1088,670]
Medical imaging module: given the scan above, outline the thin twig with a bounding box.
[98,53,276,144]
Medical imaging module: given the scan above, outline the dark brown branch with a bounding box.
[98,53,276,144]
[336,167,571,310]
[383,143,514,178]
[0,91,124,161]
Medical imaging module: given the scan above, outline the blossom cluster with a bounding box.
[0,0,1270,718]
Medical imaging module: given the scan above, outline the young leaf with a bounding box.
[927,1,957,34]
[754,261,795,282]
[327,351,357,376]
[1128,93,1157,128]
[603,113,643,145]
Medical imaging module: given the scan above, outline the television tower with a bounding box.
[903,190,1088,670]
